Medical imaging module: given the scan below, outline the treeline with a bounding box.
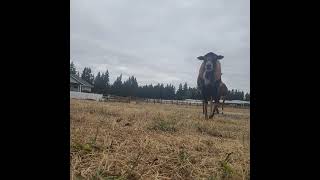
[70,62,250,101]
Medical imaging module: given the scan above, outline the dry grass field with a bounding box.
[70,99,250,180]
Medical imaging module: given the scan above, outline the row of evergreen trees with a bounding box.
[70,62,250,101]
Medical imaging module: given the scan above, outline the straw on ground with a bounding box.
[70,99,250,180]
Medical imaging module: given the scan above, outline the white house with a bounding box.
[70,74,94,93]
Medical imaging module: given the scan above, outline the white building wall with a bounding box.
[70,91,103,101]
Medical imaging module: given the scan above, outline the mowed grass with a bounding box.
[70,99,250,180]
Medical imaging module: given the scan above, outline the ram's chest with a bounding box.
[203,70,214,86]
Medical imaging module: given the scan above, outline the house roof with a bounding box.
[70,74,94,88]
[70,77,78,84]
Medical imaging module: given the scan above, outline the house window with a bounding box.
[70,84,79,91]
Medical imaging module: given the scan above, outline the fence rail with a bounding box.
[70,92,250,108]
[101,94,250,108]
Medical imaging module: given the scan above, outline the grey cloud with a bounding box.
[71,0,250,93]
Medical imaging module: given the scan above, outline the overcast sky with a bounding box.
[71,0,250,93]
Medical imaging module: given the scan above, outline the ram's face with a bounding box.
[197,52,224,71]
[204,59,214,71]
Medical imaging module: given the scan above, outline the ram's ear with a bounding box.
[217,55,224,60]
[197,56,205,60]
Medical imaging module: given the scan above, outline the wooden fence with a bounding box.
[101,95,250,108]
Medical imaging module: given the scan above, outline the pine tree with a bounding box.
[132,76,138,96]
[70,62,77,75]
[104,70,110,90]
[183,82,188,99]
[241,91,245,100]
[176,83,183,100]
[111,74,123,96]
[81,67,94,85]
[93,72,102,93]
[245,93,250,101]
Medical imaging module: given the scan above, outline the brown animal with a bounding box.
[197,52,224,119]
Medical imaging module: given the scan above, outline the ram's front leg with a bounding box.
[209,97,214,119]
[204,101,208,120]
